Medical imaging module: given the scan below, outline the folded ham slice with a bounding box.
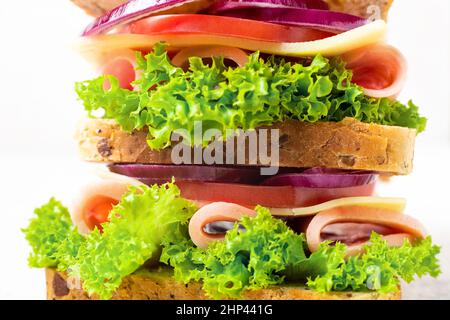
[95,41,405,99]
[99,49,141,90]
[71,174,143,233]
[187,200,425,253]
[342,44,407,98]
[306,206,426,255]
[189,202,256,248]
[171,46,249,69]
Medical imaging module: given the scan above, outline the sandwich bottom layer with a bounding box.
[46,267,401,300]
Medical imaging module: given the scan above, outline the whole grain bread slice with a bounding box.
[75,118,416,175]
[46,267,401,300]
[71,0,393,19]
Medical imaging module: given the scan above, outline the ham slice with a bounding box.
[171,46,249,69]
[306,206,426,255]
[94,40,404,99]
[345,233,415,256]
[342,44,407,98]
[99,49,140,90]
[71,175,143,233]
[189,202,256,248]
[321,222,396,243]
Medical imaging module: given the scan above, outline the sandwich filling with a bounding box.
[23,180,440,300]
[24,0,440,300]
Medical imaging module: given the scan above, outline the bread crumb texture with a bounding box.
[46,267,401,300]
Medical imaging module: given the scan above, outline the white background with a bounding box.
[0,0,449,299]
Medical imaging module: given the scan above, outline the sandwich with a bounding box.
[24,0,441,300]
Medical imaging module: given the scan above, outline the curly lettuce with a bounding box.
[23,191,440,300]
[161,208,440,299]
[306,234,441,293]
[161,206,306,299]
[72,183,196,299]
[23,183,197,300]
[22,198,84,269]
[76,43,426,150]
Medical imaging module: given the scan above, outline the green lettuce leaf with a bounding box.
[72,182,197,299]
[76,43,426,150]
[22,198,84,269]
[23,183,196,300]
[23,192,440,299]
[307,233,441,293]
[161,208,440,299]
[161,206,307,299]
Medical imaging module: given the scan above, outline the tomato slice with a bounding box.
[84,196,119,231]
[127,14,333,43]
[80,181,376,229]
[176,181,375,208]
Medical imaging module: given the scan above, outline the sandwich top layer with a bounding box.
[75,43,424,168]
[72,1,426,170]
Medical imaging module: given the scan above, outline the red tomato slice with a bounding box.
[80,181,375,229]
[84,196,119,231]
[176,181,375,208]
[126,14,333,43]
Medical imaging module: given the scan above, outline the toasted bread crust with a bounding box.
[326,0,393,20]
[75,118,416,175]
[71,0,393,19]
[46,268,401,300]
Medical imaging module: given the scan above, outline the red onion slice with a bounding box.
[108,164,269,184]
[82,0,214,36]
[207,0,329,13]
[109,164,376,188]
[220,7,368,32]
[261,170,377,188]
[302,167,376,175]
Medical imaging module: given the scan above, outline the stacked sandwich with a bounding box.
[24,0,440,300]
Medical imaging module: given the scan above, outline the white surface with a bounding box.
[0,0,449,299]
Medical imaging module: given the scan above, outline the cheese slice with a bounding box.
[76,20,387,62]
[268,196,406,217]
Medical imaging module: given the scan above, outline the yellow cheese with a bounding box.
[268,196,406,217]
[76,20,387,62]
